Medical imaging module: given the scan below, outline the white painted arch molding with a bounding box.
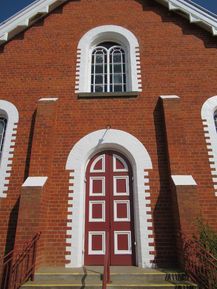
[201,96,217,197]
[65,129,154,268]
[0,100,19,198]
[76,25,142,93]
[66,129,152,171]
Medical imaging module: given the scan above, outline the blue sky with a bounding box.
[0,0,216,24]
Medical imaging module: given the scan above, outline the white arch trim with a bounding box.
[0,100,19,198]
[201,96,217,196]
[65,129,154,268]
[75,25,142,93]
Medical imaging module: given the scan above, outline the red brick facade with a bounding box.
[0,0,217,270]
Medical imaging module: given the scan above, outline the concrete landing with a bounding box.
[21,266,198,289]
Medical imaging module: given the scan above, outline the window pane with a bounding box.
[0,121,5,134]
[95,85,104,92]
[96,54,104,63]
[114,64,122,73]
[0,118,7,157]
[114,85,123,92]
[113,54,122,63]
[95,65,103,73]
[95,75,103,84]
[114,74,123,84]
[214,111,217,130]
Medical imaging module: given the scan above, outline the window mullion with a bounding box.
[107,49,110,92]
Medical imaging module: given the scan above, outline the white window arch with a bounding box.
[201,96,217,197]
[0,100,19,198]
[76,25,142,94]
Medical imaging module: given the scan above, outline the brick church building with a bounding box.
[0,0,217,287]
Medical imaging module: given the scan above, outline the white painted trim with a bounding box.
[22,176,48,187]
[90,154,105,173]
[38,97,58,102]
[160,95,180,100]
[114,200,130,222]
[155,0,217,35]
[201,95,217,197]
[65,129,154,268]
[76,25,142,93]
[0,0,68,45]
[0,100,19,198]
[113,154,128,172]
[89,176,105,196]
[114,231,132,255]
[113,176,129,196]
[171,175,197,186]
[89,201,105,223]
[88,231,105,255]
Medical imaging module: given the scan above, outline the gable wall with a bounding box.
[0,0,217,267]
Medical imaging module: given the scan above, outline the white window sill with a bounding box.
[77,91,139,99]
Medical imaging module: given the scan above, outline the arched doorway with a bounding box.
[84,150,135,265]
[66,129,154,268]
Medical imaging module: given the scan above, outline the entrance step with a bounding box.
[21,266,198,289]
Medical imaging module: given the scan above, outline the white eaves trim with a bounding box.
[0,0,68,45]
[156,0,217,36]
[0,0,216,46]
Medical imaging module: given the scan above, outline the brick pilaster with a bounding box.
[160,95,201,266]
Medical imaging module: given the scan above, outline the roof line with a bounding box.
[156,0,217,35]
[0,0,68,45]
[0,0,217,46]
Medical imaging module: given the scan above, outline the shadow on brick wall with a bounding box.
[152,99,177,267]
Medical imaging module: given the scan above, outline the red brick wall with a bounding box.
[0,0,217,267]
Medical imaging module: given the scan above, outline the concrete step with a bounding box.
[21,266,198,289]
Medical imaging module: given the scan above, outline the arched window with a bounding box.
[0,117,7,159]
[91,42,126,93]
[0,100,19,198]
[76,25,142,94]
[201,96,217,197]
[214,110,217,131]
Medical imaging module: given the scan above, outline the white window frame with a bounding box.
[91,45,127,93]
[0,100,19,198]
[201,95,217,196]
[76,25,142,93]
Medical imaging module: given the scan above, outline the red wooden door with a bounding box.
[84,150,135,265]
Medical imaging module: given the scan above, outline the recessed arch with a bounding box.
[201,95,217,196]
[65,129,154,268]
[75,25,142,93]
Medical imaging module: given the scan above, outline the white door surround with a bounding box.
[65,129,154,268]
